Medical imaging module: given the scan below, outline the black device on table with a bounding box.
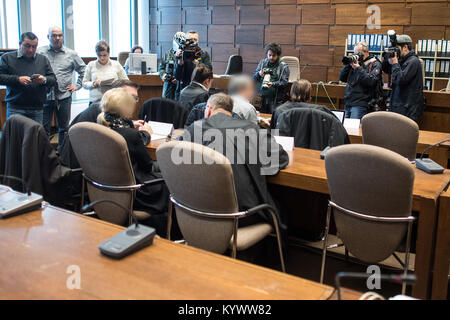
[321,146,332,160]
[81,200,156,259]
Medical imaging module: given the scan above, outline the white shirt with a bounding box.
[231,95,258,125]
[82,59,128,103]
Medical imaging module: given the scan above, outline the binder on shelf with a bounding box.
[445,61,449,78]
[347,34,353,51]
[431,41,436,56]
[440,60,445,77]
[430,60,435,77]
[352,34,357,49]
[446,40,450,57]
[383,35,388,49]
[441,40,447,57]
[418,40,423,56]
[437,40,442,57]
[436,61,441,78]
[427,40,432,56]
[377,35,382,52]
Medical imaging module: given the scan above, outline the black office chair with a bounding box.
[225,55,243,76]
[139,98,190,130]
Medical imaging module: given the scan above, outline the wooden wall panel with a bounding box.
[296,25,329,45]
[239,6,269,25]
[265,25,296,44]
[301,5,335,25]
[411,6,450,26]
[236,25,265,44]
[208,25,235,43]
[269,5,301,25]
[150,0,450,82]
[300,45,334,66]
[184,7,211,25]
[212,6,239,25]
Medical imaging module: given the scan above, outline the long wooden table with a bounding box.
[125,75,450,133]
[0,203,340,300]
[146,140,450,300]
[432,187,450,300]
[260,113,450,168]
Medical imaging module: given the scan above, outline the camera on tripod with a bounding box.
[262,68,273,90]
[382,30,401,59]
[342,53,363,65]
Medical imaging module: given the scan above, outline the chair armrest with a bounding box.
[245,204,276,217]
[70,168,83,174]
[142,178,165,187]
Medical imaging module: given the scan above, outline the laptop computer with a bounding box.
[332,110,346,124]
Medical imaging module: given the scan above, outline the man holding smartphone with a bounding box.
[0,32,56,124]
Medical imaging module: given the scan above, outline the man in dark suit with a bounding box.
[179,64,212,110]
[182,93,289,228]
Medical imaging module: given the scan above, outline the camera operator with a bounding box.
[339,41,382,119]
[382,34,425,122]
[158,32,185,100]
[174,30,212,99]
[253,43,290,114]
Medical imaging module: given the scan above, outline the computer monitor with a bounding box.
[128,53,158,74]
[332,110,346,124]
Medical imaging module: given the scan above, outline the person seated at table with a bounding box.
[83,41,129,105]
[271,79,335,130]
[184,102,242,128]
[97,88,170,235]
[124,45,144,74]
[179,64,212,110]
[228,75,269,129]
[182,93,289,228]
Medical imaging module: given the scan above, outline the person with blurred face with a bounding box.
[37,26,86,149]
[124,45,144,74]
[253,43,290,114]
[0,32,56,124]
[82,40,128,105]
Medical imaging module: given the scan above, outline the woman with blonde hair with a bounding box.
[98,88,169,235]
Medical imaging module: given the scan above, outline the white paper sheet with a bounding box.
[274,136,295,151]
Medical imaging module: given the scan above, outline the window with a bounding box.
[109,0,132,56]
[72,0,100,57]
[30,0,63,48]
[1,0,20,48]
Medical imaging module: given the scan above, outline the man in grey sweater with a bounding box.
[0,32,56,124]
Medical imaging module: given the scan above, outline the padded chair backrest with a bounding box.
[118,51,130,66]
[157,141,239,254]
[225,55,243,75]
[326,144,415,263]
[282,56,300,82]
[69,122,136,226]
[139,98,189,129]
[277,107,349,150]
[362,111,419,161]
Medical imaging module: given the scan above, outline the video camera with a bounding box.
[342,53,363,65]
[177,38,200,62]
[262,68,274,90]
[382,30,401,60]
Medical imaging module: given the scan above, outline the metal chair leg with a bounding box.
[267,208,286,273]
[232,218,238,259]
[320,205,332,284]
[167,200,173,241]
[402,221,413,295]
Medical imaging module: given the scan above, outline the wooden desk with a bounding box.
[432,188,450,300]
[260,113,450,168]
[147,140,449,299]
[266,148,450,300]
[0,204,336,300]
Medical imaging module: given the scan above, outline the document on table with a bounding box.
[148,121,175,141]
[274,136,295,151]
[344,118,361,129]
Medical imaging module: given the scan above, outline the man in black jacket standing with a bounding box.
[0,32,56,124]
[383,34,425,122]
[340,40,382,119]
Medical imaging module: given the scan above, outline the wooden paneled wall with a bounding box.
[149,0,450,83]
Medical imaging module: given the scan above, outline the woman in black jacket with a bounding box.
[97,88,170,235]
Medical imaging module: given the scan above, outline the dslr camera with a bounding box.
[342,53,363,65]
[382,30,401,59]
[262,68,274,90]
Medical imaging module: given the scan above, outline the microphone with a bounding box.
[415,139,449,174]
[300,64,309,77]
[0,174,31,196]
[81,199,156,259]
[335,272,417,300]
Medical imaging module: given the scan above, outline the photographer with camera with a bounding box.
[158,32,185,100]
[253,43,290,114]
[339,40,382,119]
[382,33,425,122]
[174,30,212,98]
